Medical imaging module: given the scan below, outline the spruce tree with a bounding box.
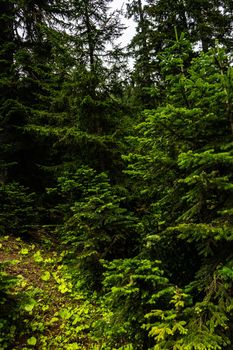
[127,0,233,110]
[126,0,157,107]
[0,0,65,187]
[141,0,233,52]
[0,0,17,183]
[124,37,233,348]
[29,0,129,179]
[0,0,66,235]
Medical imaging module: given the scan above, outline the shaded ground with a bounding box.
[0,235,97,350]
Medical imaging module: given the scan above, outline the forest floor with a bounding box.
[0,235,101,350]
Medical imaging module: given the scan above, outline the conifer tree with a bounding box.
[127,0,233,110]
[126,0,156,107]
[0,0,16,183]
[0,0,67,236]
[69,0,127,168]
[124,36,233,348]
[29,0,129,179]
[145,0,233,52]
[0,0,65,187]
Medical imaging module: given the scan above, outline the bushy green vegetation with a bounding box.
[0,0,233,349]
[0,235,98,349]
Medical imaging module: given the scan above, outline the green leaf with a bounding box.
[20,248,29,255]
[33,250,43,263]
[24,299,37,312]
[41,271,51,281]
[42,305,49,311]
[59,308,72,320]
[27,336,37,346]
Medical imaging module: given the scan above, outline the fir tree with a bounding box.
[127,0,233,110]
[28,0,129,180]
[124,37,233,348]
[0,0,65,187]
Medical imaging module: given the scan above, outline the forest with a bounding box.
[0,0,233,349]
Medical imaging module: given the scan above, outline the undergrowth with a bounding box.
[0,235,106,350]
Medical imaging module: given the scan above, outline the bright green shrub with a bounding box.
[50,166,140,289]
[91,258,174,349]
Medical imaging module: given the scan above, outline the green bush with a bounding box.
[49,166,140,289]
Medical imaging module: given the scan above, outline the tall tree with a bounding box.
[0,0,16,183]
[29,0,129,179]
[145,0,233,52]
[124,37,233,348]
[127,0,233,110]
[0,0,65,187]
[126,0,156,107]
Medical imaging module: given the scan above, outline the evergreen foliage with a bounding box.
[0,0,68,190]
[127,0,233,108]
[124,38,233,348]
[0,0,233,349]
[49,166,139,288]
[98,258,173,349]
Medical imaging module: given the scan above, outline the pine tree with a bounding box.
[126,0,157,107]
[0,0,17,183]
[0,0,67,236]
[0,0,65,187]
[28,0,129,180]
[141,0,233,52]
[127,0,233,110]
[67,0,127,175]
[124,37,233,348]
